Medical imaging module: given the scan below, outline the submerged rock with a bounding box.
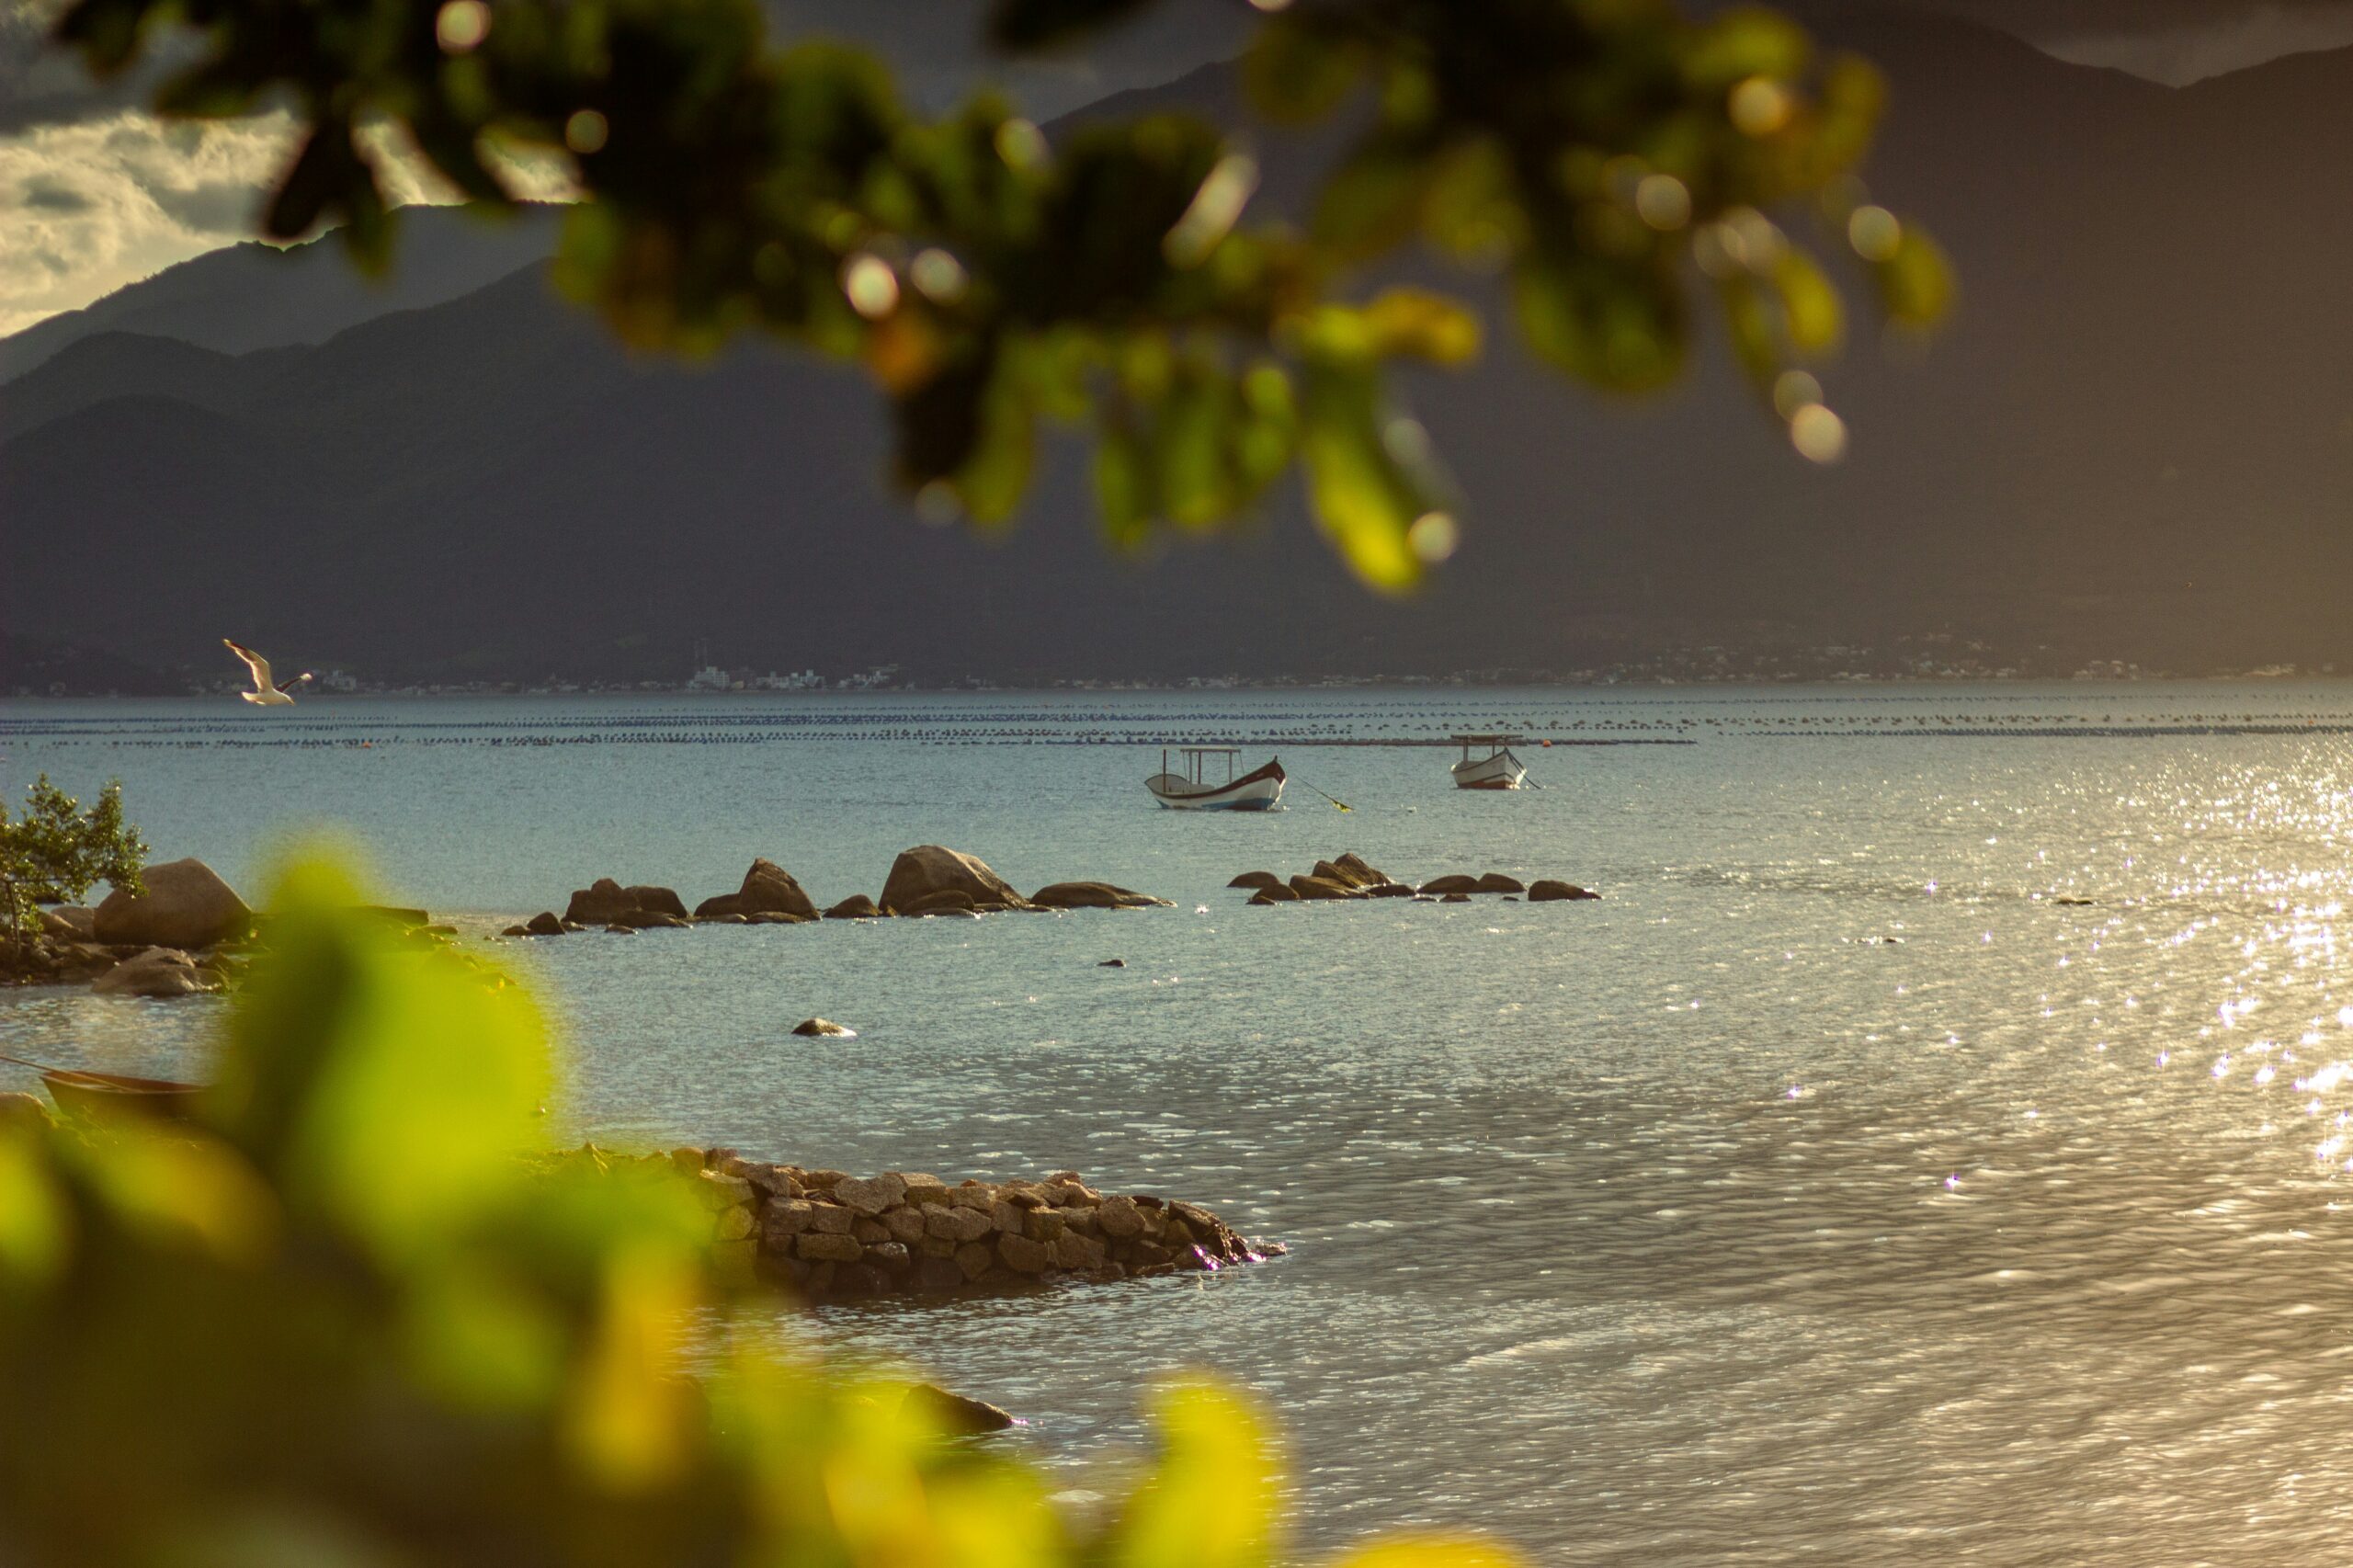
[1228,870,1283,891]
[1098,958,1126,968]
[93,859,250,949]
[1030,881,1172,910]
[793,1017,856,1038]
[901,1382,1017,1435]
[823,894,880,920]
[1528,880,1600,902]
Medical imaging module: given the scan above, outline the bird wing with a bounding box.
[277,671,313,693]
[222,639,272,691]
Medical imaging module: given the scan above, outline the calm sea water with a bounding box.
[9,684,2353,1562]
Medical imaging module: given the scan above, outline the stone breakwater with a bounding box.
[572,1145,1279,1301]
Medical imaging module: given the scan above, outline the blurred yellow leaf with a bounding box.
[1114,1380,1281,1568]
[1332,1538,1528,1568]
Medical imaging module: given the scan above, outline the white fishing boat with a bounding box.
[1146,747,1288,811]
[1450,733,1529,790]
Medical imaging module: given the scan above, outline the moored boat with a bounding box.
[1146,747,1288,811]
[0,1054,204,1121]
[1450,733,1529,790]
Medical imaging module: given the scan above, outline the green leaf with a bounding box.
[1301,357,1425,594]
[1874,223,1955,326]
[1112,1380,1281,1568]
[1771,249,1843,357]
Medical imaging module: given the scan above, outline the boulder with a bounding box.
[694,858,819,921]
[792,1017,857,1038]
[903,1382,1016,1435]
[1247,882,1301,903]
[92,860,250,949]
[525,911,565,936]
[1227,870,1284,891]
[880,846,1033,915]
[616,911,690,930]
[39,906,95,941]
[1367,881,1416,899]
[1098,958,1126,968]
[563,879,688,925]
[745,910,812,925]
[1030,882,1173,911]
[501,924,530,937]
[824,894,880,920]
[91,946,220,998]
[1289,875,1360,901]
[903,889,977,917]
[1440,892,1472,903]
[1473,872,1526,894]
[1334,851,1391,887]
[1417,874,1480,896]
[1528,880,1600,902]
[1314,858,1385,890]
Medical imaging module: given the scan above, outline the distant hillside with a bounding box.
[0,203,561,383]
[7,13,2353,686]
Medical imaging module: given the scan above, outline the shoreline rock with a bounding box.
[93,859,251,949]
[694,858,819,922]
[566,1146,1281,1302]
[879,846,1035,915]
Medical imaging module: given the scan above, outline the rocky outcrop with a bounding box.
[879,846,1034,915]
[694,858,819,921]
[577,1148,1280,1301]
[1030,882,1173,911]
[92,859,250,949]
[1228,870,1283,891]
[91,946,221,998]
[564,879,688,926]
[824,894,880,920]
[1289,874,1361,901]
[1528,880,1600,902]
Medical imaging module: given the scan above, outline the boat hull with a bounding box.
[1451,749,1528,790]
[1147,759,1288,811]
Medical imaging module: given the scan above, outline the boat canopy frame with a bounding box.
[1449,733,1526,762]
[1161,745,1245,786]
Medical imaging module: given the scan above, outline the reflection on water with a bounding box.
[9,684,2353,1562]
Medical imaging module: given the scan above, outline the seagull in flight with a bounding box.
[223,639,312,706]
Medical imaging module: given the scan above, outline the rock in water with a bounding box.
[1098,958,1126,968]
[1248,884,1302,904]
[901,1381,1017,1434]
[793,1017,856,1038]
[91,946,220,998]
[92,859,250,949]
[525,911,565,935]
[1289,874,1361,901]
[1417,874,1480,896]
[694,858,819,920]
[1473,872,1526,894]
[566,879,634,924]
[1227,870,1284,891]
[1334,851,1391,887]
[1030,882,1173,910]
[903,890,977,917]
[1528,880,1600,902]
[824,894,880,920]
[879,846,1032,915]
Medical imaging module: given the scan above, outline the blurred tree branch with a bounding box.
[52,0,1949,590]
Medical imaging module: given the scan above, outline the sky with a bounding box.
[5,0,2353,337]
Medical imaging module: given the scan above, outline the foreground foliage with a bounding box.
[55,0,1948,590]
[0,855,1516,1564]
[0,777,143,937]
